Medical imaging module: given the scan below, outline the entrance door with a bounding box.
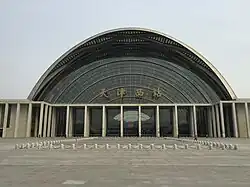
[123,107,139,137]
[159,107,173,137]
[106,107,120,136]
[141,107,156,137]
[89,107,102,137]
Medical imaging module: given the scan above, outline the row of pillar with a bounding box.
[1,102,250,138]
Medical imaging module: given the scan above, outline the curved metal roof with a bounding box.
[28,27,236,104]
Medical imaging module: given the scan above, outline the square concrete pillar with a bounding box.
[120,105,123,137]
[47,106,52,137]
[14,103,20,138]
[2,103,9,138]
[84,105,89,137]
[173,105,178,137]
[215,104,221,137]
[156,105,160,137]
[219,102,225,138]
[232,102,238,138]
[102,105,106,137]
[245,102,250,138]
[193,105,197,137]
[66,105,70,137]
[38,103,44,137]
[26,103,32,137]
[138,106,142,137]
[43,105,48,137]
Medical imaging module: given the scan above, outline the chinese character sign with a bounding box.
[117,88,126,98]
[152,87,161,100]
[135,89,144,99]
[100,88,109,99]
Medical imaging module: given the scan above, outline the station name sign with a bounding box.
[100,87,162,100]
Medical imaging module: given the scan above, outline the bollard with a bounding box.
[83,144,87,149]
[196,144,201,150]
[225,144,229,149]
[162,144,166,150]
[60,144,64,149]
[15,144,19,149]
[234,144,238,150]
[150,144,154,149]
[173,144,177,150]
[184,144,188,149]
[221,144,225,150]
[105,144,109,149]
[220,143,225,149]
[49,144,53,149]
[208,144,213,150]
[72,144,76,150]
[128,144,132,149]
[229,144,233,150]
[139,144,143,149]
[94,144,98,149]
[38,144,42,149]
[117,144,120,149]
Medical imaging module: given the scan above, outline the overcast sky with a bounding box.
[0,0,250,99]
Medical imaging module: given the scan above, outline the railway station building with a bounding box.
[0,27,249,138]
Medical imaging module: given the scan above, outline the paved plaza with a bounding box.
[0,137,250,187]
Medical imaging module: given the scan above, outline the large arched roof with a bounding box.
[28,27,236,104]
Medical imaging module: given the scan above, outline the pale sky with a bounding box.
[0,0,250,99]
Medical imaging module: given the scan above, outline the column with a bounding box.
[245,102,250,138]
[212,106,217,137]
[219,102,226,138]
[34,108,39,137]
[225,106,231,137]
[173,105,178,137]
[208,107,213,137]
[120,105,123,137]
[68,107,73,137]
[156,105,160,137]
[26,103,32,137]
[2,103,9,138]
[65,105,70,137]
[43,105,48,137]
[215,104,221,137]
[14,103,20,138]
[138,106,142,137]
[47,106,52,137]
[193,105,197,137]
[232,102,238,138]
[38,103,44,137]
[84,105,89,137]
[51,107,56,137]
[102,105,106,137]
[189,107,194,137]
